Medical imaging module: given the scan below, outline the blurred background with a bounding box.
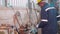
[0,0,60,34]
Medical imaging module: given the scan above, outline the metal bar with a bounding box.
[28,0,32,24]
[32,1,38,24]
[14,14,20,26]
[26,8,30,24]
[5,0,7,7]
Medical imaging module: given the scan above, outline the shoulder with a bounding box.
[42,3,49,10]
[45,7,56,12]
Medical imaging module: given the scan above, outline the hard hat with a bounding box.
[37,0,42,3]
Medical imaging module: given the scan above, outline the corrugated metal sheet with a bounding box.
[7,0,28,8]
[0,0,5,6]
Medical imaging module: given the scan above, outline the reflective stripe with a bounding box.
[57,15,60,17]
[36,24,39,28]
[41,19,48,22]
[45,7,55,11]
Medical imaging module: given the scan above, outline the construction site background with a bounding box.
[0,0,60,34]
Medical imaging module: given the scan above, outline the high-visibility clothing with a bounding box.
[38,3,58,34]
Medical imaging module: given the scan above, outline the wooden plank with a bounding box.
[38,28,42,34]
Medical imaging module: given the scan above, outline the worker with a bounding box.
[37,0,58,34]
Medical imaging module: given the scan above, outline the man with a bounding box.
[37,0,58,34]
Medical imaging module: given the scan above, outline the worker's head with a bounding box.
[37,0,45,7]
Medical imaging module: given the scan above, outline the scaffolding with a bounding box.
[0,0,41,34]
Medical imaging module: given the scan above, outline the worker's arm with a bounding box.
[38,19,48,28]
[57,15,60,21]
[38,8,48,28]
[38,7,57,28]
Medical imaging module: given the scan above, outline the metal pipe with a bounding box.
[5,0,7,7]
[28,0,33,24]
[32,1,38,23]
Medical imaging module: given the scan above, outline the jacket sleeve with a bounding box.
[38,9,48,28]
[38,20,48,28]
[38,7,56,28]
[56,10,59,21]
